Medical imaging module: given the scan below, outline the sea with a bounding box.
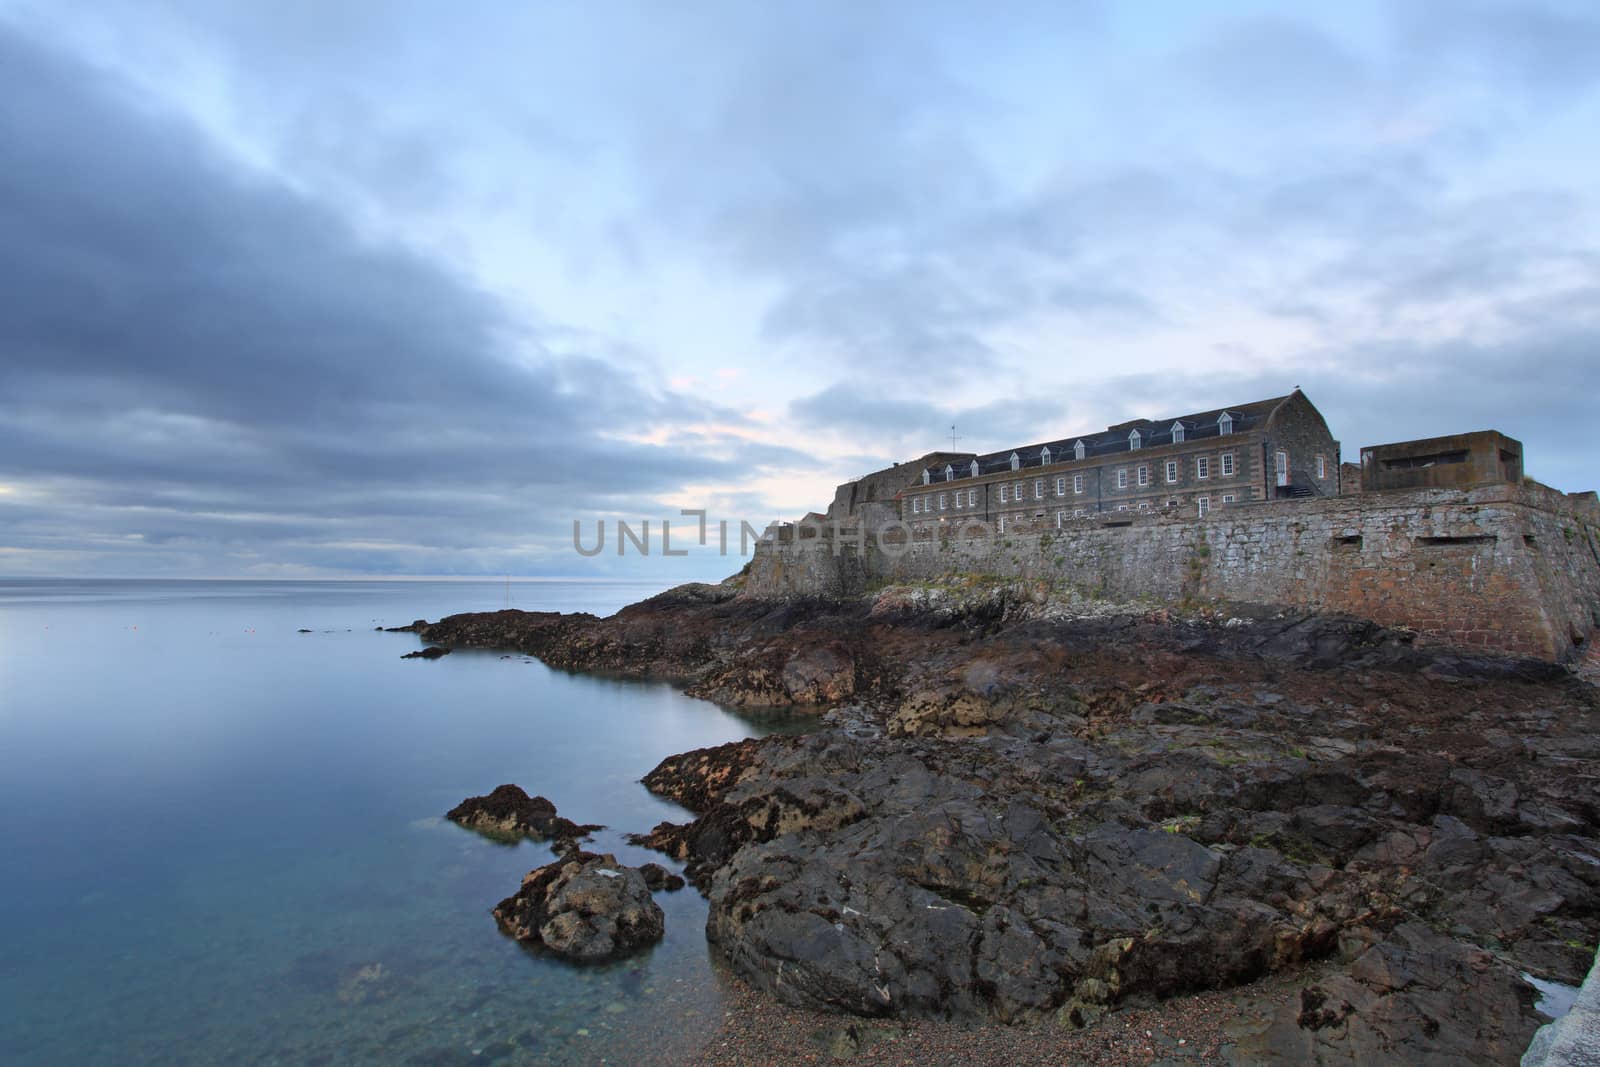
[0,577,802,1065]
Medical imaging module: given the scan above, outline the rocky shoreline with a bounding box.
[403,578,1599,1064]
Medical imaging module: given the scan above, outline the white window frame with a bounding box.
[1000,484,1009,503]
[1055,511,1066,528]
[1197,456,1210,480]
[1073,474,1084,494]
[1128,429,1141,450]
[1197,496,1210,518]
[1218,413,1233,435]
[1055,476,1066,496]
[1074,441,1086,460]
[1117,504,1130,512]
[997,515,1006,534]
[1041,446,1052,465]
[1137,465,1150,487]
[1138,501,1150,511]
[1034,479,1044,500]
[938,492,947,511]
[1171,422,1185,443]
[1009,452,1021,471]
[1117,469,1129,489]
[1316,455,1327,479]
[1166,460,1178,484]
[1222,494,1236,504]
[967,489,976,507]
[1221,452,1234,477]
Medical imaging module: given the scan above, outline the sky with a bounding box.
[0,0,1596,580]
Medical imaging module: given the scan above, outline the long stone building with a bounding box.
[901,390,1339,536]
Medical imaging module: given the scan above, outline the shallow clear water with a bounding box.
[0,578,792,1065]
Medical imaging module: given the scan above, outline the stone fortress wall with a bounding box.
[747,479,1600,665]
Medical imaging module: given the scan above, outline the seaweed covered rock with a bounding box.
[493,852,665,962]
[446,784,602,850]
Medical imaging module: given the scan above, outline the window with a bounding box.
[1275,450,1289,486]
[1171,421,1186,443]
[1055,511,1066,528]
[1055,476,1066,496]
[1034,479,1044,500]
[944,464,954,480]
[1197,456,1210,479]
[938,493,947,511]
[1117,504,1130,511]
[922,470,931,484]
[1074,440,1086,460]
[970,460,980,477]
[1128,429,1141,450]
[1221,453,1235,477]
[1137,465,1150,487]
[1218,413,1233,435]
[967,489,976,507]
[1316,454,1327,479]
[1009,452,1021,471]
[1117,469,1129,489]
[1166,460,1178,483]
[1073,508,1085,518]
[1138,501,1150,511]
[999,484,1009,503]
[1197,496,1210,517]
[1073,474,1084,494]
[1041,446,1052,465]
[997,515,1005,534]
[1222,494,1236,504]
[1167,498,1179,508]
[1016,482,1025,501]
[912,497,921,514]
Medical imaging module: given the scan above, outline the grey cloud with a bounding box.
[0,26,804,576]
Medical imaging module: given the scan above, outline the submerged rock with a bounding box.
[445,784,602,848]
[493,851,665,962]
[638,862,686,892]
[401,646,450,659]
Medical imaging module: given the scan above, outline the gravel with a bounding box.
[687,965,1322,1066]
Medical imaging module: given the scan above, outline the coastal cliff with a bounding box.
[404,579,1599,1064]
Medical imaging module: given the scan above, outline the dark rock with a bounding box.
[297,628,313,633]
[638,863,686,892]
[401,585,1596,1057]
[493,851,665,962]
[401,646,450,659]
[445,784,603,846]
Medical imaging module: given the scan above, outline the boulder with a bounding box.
[493,852,665,962]
[446,784,602,848]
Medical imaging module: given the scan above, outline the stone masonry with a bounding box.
[746,481,1600,664]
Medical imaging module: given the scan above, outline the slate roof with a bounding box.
[922,394,1290,483]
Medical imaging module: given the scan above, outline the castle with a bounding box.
[752,391,1600,665]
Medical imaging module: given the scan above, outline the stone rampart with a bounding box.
[745,483,1600,663]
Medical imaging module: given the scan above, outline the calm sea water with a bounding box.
[0,578,794,1066]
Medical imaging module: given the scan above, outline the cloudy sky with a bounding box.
[1,1,1596,580]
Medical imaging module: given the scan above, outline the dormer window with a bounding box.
[922,470,931,485]
[1218,413,1233,435]
[1074,440,1086,461]
[1009,452,1020,471]
[969,460,980,477]
[1128,430,1141,450]
[944,464,955,480]
[1040,446,1052,465]
[1171,421,1185,444]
